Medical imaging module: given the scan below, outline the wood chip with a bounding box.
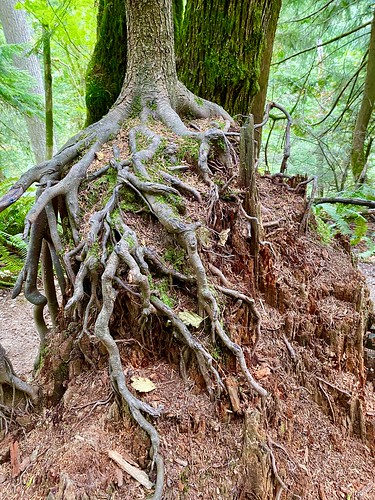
[108,450,153,489]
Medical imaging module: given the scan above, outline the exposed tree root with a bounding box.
[0,90,268,497]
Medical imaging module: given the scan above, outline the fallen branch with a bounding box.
[314,197,375,208]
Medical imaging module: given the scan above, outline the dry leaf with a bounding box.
[131,377,156,393]
[218,228,230,246]
[178,310,203,328]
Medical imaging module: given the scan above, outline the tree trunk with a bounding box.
[85,0,184,126]
[118,0,178,100]
[350,8,375,182]
[43,26,53,160]
[85,0,127,126]
[177,0,280,116]
[0,0,46,163]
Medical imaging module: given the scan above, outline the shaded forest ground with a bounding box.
[0,124,374,498]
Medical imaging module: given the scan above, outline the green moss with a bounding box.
[85,0,127,125]
[130,95,142,118]
[177,137,200,163]
[194,96,204,106]
[146,99,157,111]
[149,276,175,307]
[164,247,185,271]
[135,130,152,150]
[119,187,142,212]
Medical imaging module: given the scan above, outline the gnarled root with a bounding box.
[0,86,267,497]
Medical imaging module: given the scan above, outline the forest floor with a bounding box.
[0,172,374,499]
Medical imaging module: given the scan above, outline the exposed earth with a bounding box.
[0,172,374,499]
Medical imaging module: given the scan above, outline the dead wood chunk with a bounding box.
[10,440,20,478]
[225,376,242,414]
[108,450,153,489]
[318,483,328,500]
[241,409,275,499]
[55,473,77,500]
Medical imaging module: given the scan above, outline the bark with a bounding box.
[177,0,280,116]
[85,0,127,126]
[85,0,184,126]
[0,0,46,163]
[350,8,375,181]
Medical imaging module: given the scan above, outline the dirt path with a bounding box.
[0,290,38,378]
[360,259,375,305]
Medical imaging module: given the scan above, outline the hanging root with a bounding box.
[0,344,38,404]
[0,87,268,497]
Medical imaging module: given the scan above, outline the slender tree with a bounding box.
[0,0,45,162]
[350,8,375,182]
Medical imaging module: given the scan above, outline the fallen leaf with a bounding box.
[218,228,230,246]
[178,310,203,328]
[131,377,156,393]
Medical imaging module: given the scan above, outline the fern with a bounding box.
[0,236,25,286]
[313,202,370,248]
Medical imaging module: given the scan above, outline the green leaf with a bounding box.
[178,311,203,328]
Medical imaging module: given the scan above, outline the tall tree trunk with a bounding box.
[85,0,127,126]
[0,0,46,163]
[85,0,184,126]
[350,8,375,182]
[118,0,178,100]
[177,0,280,117]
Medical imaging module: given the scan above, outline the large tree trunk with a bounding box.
[0,0,46,163]
[350,8,375,182]
[85,0,184,126]
[177,0,280,116]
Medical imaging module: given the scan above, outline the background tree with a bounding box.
[177,0,282,117]
[266,0,374,192]
[0,0,45,163]
[350,8,375,183]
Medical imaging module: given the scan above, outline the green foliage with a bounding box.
[265,0,374,190]
[313,186,374,254]
[0,179,34,286]
[0,43,43,117]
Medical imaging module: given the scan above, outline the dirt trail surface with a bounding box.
[0,290,38,378]
[360,259,375,303]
